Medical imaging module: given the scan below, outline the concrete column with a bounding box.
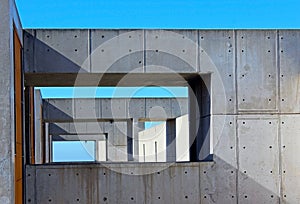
[166,119,176,162]
[127,120,133,161]
[105,122,128,162]
[0,1,16,203]
[34,89,43,164]
[95,140,107,161]
[132,118,144,161]
[44,123,50,163]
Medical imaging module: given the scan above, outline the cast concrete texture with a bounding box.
[0,0,22,203]
[43,98,188,122]
[22,29,300,204]
[138,115,189,162]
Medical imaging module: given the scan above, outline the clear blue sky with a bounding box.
[16,0,300,161]
[16,0,300,29]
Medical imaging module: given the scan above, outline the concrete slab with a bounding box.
[237,30,278,112]
[237,115,280,203]
[200,30,236,114]
[279,30,300,113]
[280,115,300,203]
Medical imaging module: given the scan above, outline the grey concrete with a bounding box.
[132,118,144,161]
[280,115,300,203]
[51,134,106,141]
[34,89,43,164]
[43,97,188,122]
[26,162,203,204]
[0,0,22,203]
[3,27,300,203]
[237,115,280,203]
[237,31,278,112]
[279,30,300,113]
[166,119,176,162]
[138,122,166,162]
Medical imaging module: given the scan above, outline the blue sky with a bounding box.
[16,0,300,161]
[16,0,300,29]
[38,87,188,98]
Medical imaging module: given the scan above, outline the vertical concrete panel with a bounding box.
[280,115,300,203]
[167,165,200,204]
[200,161,237,204]
[111,122,127,146]
[279,30,300,113]
[34,90,43,164]
[91,30,144,73]
[237,116,280,203]
[237,30,278,111]
[152,163,200,203]
[212,115,237,168]
[44,123,50,163]
[0,1,18,203]
[34,30,90,73]
[200,30,235,114]
[25,166,36,204]
[96,141,107,161]
[176,115,189,162]
[200,115,237,204]
[105,122,127,161]
[23,30,35,72]
[139,122,166,162]
[145,30,198,72]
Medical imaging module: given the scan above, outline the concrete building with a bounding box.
[2,0,300,203]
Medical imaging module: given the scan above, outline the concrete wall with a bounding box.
[138,114,189,162]
[23,29,300,203]
[138,122,167,162]
[0,0,22,203]
[43,98,188,122]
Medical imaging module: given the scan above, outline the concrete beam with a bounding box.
[51,134,106,141]
[43,98,188,122]
[23,30,198,74]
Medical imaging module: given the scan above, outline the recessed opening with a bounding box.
[25,73,212,164]
[52,141,96,162]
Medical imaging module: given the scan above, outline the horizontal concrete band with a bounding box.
[43,97,188,122]
[52,134,106,141]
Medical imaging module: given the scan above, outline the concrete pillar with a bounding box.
[176,115,189,161]
[127,120,133,161]
[132,118,144,162]
[44,123,50,163]
[106,122,128,162]
[34,89,43,164]
[0,1,17,203]
[95,140,107,161]
[166,119,176,162]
